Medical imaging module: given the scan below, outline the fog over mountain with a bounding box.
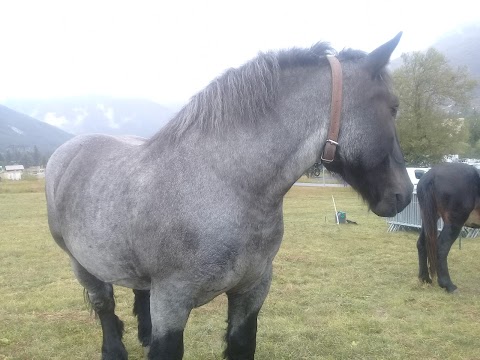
[432,22,480,106]
[2,22,480,148]
[0,104,73,154]
[4,96,177,138]
[390,22,480,106]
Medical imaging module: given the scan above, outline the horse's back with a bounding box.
[418,163,480,195]
[417,163,480,225]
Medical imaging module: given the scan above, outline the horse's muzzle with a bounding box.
[371,188,413,217]
[395,191,412,213]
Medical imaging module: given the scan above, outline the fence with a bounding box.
[386,191,480,238]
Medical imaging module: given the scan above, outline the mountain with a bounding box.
[4,96,177,138]
[0,104,73,155]
[432,23,480,107]
[432,23,480,78]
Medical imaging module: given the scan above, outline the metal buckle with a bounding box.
[320,139,339,163]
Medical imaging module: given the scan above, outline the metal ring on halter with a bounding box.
[325,139,339,146]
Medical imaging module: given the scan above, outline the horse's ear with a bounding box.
[363,32,402,76]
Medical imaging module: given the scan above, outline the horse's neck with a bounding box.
[148,65,332,199]
[254,67,332,194]
[198,68,332,198]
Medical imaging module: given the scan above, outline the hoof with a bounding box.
[446,285,458,294]
[102,349,128,360]
[102,342,128,360]
[418,276,432,284]
[439,280,458,293]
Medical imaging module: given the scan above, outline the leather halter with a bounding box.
[320,55,343,163]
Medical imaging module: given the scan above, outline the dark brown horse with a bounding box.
[417,162,480,292]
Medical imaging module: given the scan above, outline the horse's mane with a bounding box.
[148,43,368,144]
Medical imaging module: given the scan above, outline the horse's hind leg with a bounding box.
[133,289,152,348]
[224,264,273,360]
[437,224,462,293]
[70,258,128,360]
[417,226,431,284]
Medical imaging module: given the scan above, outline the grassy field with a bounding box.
[296,174,344,185]
[1,179,480,359]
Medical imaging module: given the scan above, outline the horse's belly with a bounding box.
[66,239,151,289]
[465,208,480,228]
[192,263,269,308]
[110,277,150,290]
[83,259,151,290]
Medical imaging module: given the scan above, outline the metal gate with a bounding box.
[386,191,480,238]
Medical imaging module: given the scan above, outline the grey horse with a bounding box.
[46,33,412,359]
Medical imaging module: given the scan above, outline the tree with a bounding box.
[393,48,477,166]
[462,110,480,158]
[5,150,14,164]
[20,152,33,168]
[41,155,49,167]
[32,145,41,166]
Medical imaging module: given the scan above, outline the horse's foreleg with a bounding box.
[147,282,192,360]
[133,289,152,348]
[70,258,127,360]
[417,227,431,283]
[224,264,273,360]
[437,224,461,293]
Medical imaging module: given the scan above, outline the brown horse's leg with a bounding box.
[437,224,462,293]
[417,226,431,283]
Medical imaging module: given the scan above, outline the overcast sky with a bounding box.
[0,0,478,106]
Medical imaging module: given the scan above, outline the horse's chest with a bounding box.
[465,207,480,228]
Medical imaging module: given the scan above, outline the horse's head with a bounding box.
[324,33,413,217]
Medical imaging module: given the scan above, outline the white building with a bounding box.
[406,167,430,190]
[3,165,25,180]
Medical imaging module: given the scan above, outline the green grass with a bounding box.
[1,183,480,359]
[296,175,343,185]
[0,178,45,194]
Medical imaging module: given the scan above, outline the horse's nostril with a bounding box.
[395,192,411,211]
[395,193,402,206]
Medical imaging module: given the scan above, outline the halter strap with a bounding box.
[321,55,343,163]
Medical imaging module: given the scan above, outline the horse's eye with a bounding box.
[391,106,398,118]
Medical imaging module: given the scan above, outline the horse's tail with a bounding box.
[418,181,438,279]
